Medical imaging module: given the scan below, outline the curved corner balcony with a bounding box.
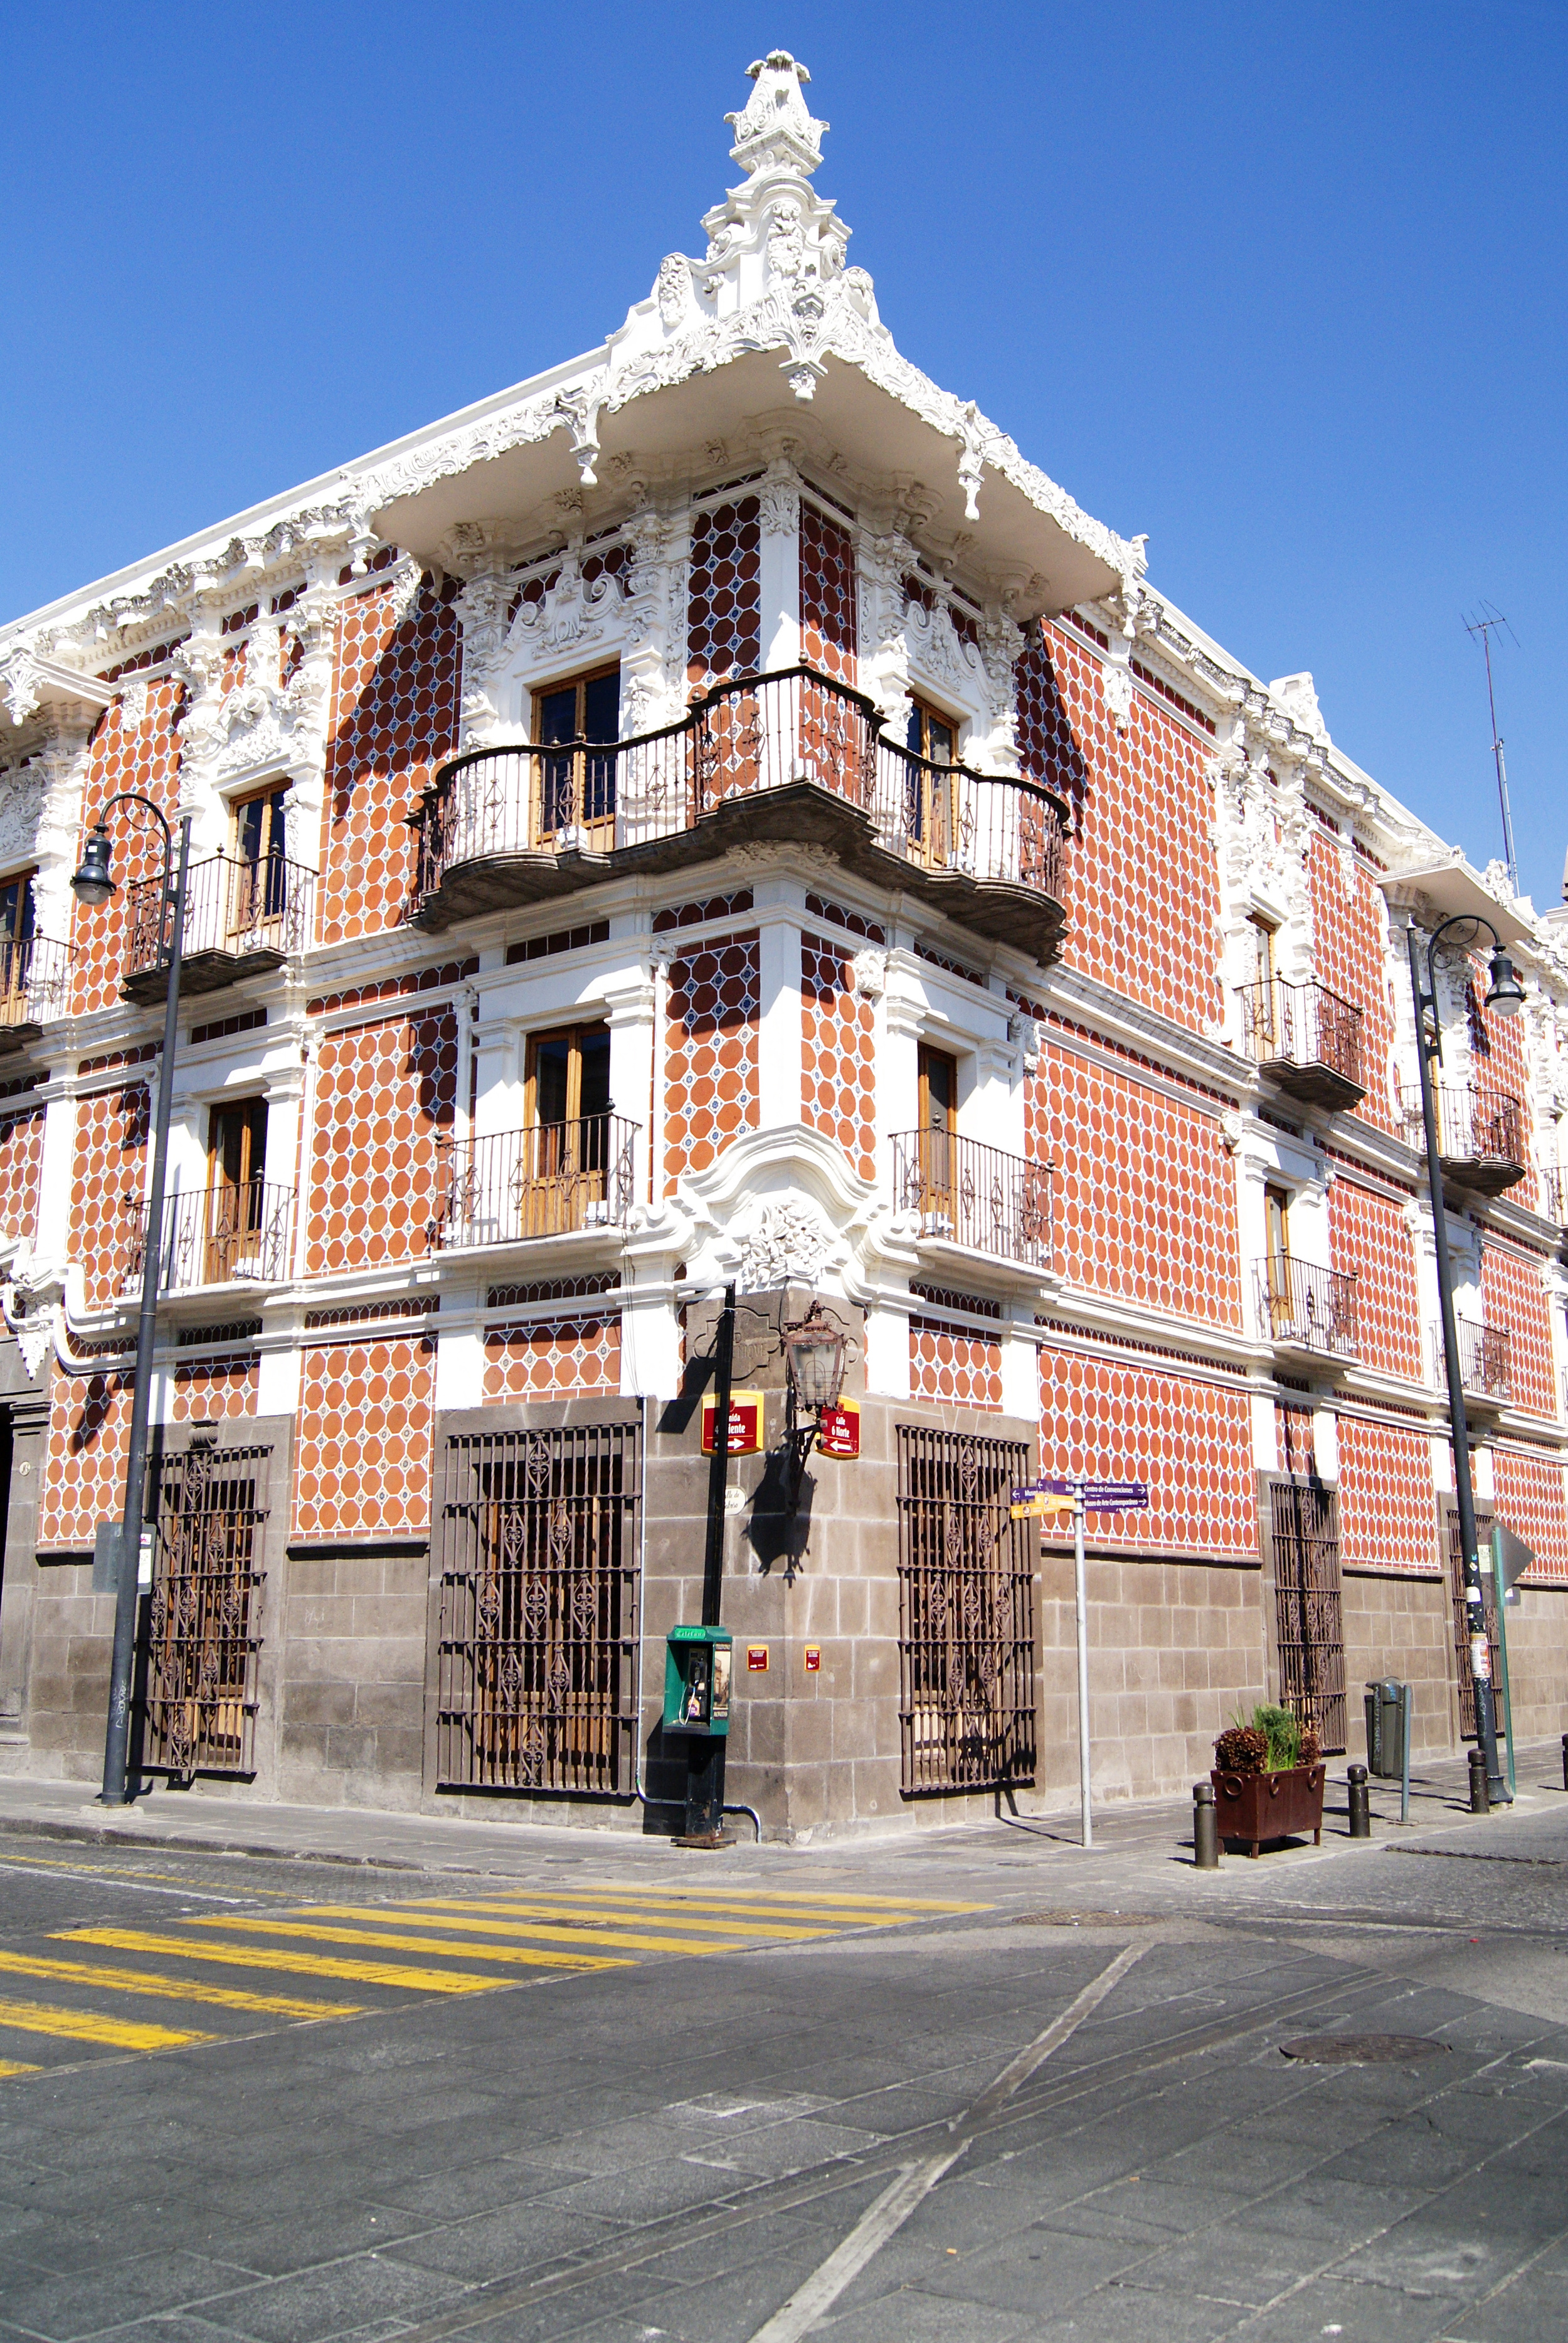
[411,666,1071,962]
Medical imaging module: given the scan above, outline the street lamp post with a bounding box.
[72,797,194,1806]
[1402,911,1524,1804]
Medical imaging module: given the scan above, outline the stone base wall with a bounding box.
[1339,1569,1459,1758]
[276,1546,428,1810]
[1495,1581,1568,1746]
[1037,1551,1269,1805]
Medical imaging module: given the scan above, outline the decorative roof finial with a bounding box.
[726,50,828,179]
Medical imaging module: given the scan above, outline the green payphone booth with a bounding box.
[664,1624,733,1739]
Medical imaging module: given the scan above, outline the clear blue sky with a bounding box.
[3,1,1562,910]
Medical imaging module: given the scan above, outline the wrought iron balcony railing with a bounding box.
[119,1180,296,1297]
[1236,975,1365,1107]
[124,853,315,990]
[1254,1254,1360,1361]
[1431,1319,1512,1405]
[1403,1081,1527,1194]
[427,1115,639,1251]
[413,666,1067,918]
[0,934,74,1041]
[892,1130,1053,1270]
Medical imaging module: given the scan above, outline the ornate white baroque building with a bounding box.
[0,52,1563,1834]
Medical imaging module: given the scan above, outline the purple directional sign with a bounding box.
[1081,1482,1149,1512]
[1012,1477,1150,1512]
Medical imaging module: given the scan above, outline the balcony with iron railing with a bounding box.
[123,851,316,1004]
[411,666,1071,962]
[117,1181,296,1298]
[0,935,75,1054]
[1235,976,1365,1110]
[426,1115,639,1253]
[1431,1318,1512,1411]
[1402,1082,1527,1199]
[891,1130,1053,1272]
[1254,1254,1360,1366]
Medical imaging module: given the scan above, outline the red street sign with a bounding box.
[702,1391,763,1455]
[746,1645,770,1672]
[816,1401,860,1458]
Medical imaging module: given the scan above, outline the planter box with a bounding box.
[1210,1763,1326,1857]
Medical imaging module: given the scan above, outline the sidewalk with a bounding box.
[0,1740,1560,1883]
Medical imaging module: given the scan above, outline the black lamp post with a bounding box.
[1404,911,1524,1803]
[72,796,194,1805]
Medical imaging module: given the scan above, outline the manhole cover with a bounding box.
[1013,1911,1160,1927]
[1280,2034,1450,2064]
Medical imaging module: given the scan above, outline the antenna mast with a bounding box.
[1464,605,1519,896]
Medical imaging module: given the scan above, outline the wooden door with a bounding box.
[522,1026,611,1235]
[206,1098,268,1282]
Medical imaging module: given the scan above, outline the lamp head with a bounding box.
[1484,945,1525,1018]
[783,1305,846,1415]
[71,825,117,908]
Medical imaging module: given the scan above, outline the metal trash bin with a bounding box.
[1364,1680,1408,1781]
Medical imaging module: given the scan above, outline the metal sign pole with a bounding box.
[1073,1479,1091,1851]
[1490,1528,1517,1802]
[1400,1681,1411,1827]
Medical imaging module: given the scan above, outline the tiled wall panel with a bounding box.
[70,1081,149,1311]
[910,1318,1003,1410]
[1337,1415,1438,1572]
[1306,831,1400,1134]
[1481,1243,1557,1417]
[1328,1175,1421,1379]
[1491,1445,1568,1580]
[0,1099,46,1243]
[292,1336,435,1541]
[800,932,876,1181]
[1020,624,1221,1036]
[664,930,760,1190]
[40,1360,132,1551]
[172,1354,260,1421]
[318,573,460,945]
[306,1007,458,1273]
[686,498,761,686]
[483,1315,622,1400]
[72,680,185,1015]
[1039,1346,1258,1556]
[1033,1038,1242,1327]
[799,504,857,681]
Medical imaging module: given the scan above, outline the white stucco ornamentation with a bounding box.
[736,1198,832,1292]
[359,55,1136,607]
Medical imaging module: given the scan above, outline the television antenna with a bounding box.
[1463,604,1519,896]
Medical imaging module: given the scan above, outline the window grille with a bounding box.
[1268,1479,1347,1753]
[142,1441,269,1780]
[1443,1501,1502,1742]
[896,1426,1035,1795]
[435,1422,640,1794]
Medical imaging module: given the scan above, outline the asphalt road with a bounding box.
[0,1778,1566,2343]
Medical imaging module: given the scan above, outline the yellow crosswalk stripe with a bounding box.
[0,1949,360,2021]
[452,1888,989,1918]
[53,1928,531,1995]
[0,2061,41,2079]
[185,1915,647,1965]
[329,1899,837,1943]
[0,1995,213,2052]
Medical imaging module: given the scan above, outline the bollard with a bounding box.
[1469,1746,1490,1815]
[1561,1732,1567,1793]
[1347,1762,1372,1839]
[1193,1780,1219,1870]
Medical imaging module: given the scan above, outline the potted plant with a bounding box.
[1210,1703,1325,1857]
